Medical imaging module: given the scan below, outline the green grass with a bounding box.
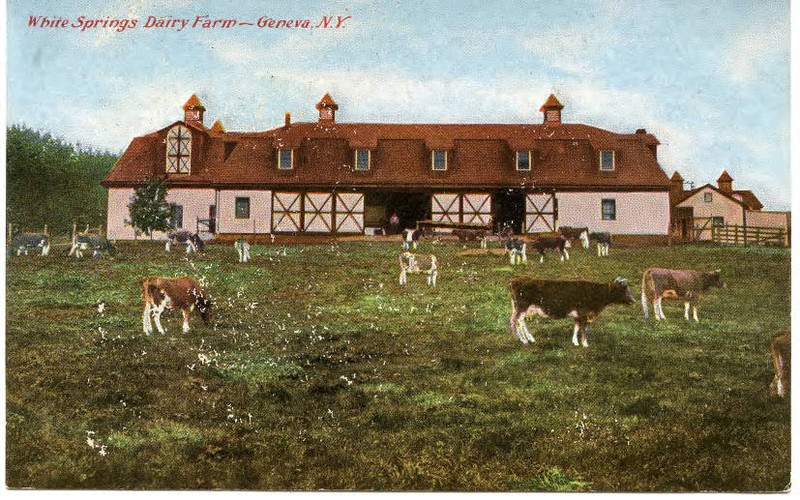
[5,240,791,491]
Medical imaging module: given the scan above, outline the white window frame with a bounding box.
[278,149,294,170]
[354,149,371,171]
[516,150,532,171]
[599,150,615,172]
[431,150,448,171]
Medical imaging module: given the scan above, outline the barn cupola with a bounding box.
[316,93,338,123]
[210,120,225,133]
[717,170,733,193]
[183,94,206,127]
[539,93,564,125]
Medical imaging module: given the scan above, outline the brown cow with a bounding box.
[641,268,725,322]
[509,277,634,348]
[769,333,790,398]
[142,276,211,335]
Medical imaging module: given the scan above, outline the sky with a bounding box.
[5,0,792,209]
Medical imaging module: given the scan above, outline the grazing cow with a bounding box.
[142,276,211,335]
[166,230,204,253]
[641,268,725,322]
[69,234,115,258]
[234,237,251,263]
[8,233,50,256]
[589,232,612,257]
[402,228,425,251]
[509,277,634,347]
[399,252,438,287]
[529,235,571,263]
[769,333,791,398]
[503,237,527,265]
[560,227,590,250]
[452,228,488,248]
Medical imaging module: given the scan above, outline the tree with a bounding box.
[126,176,175,240]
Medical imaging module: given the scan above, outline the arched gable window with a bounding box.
[166,125,191,174]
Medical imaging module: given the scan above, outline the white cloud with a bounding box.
[521,25,622,75]
[725,22,789,84]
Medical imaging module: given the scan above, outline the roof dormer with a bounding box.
[316,93,338,123]
[539,93,564,125]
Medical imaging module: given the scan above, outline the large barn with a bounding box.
[101,93,672,241]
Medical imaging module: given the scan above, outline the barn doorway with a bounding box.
[364,191,430,234]
[492,189,526,234]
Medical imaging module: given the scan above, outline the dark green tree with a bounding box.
[125,176,175,240]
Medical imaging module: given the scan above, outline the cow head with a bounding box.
[613,277,635,304]
[194,290,213,324]
[707,270,726,288]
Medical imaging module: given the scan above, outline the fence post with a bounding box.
[755,227,760,246]
[43,224,48,236]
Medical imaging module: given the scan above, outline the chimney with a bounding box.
[539,93,564,125]
[670,171,684,199]
[717,170,733,193]
[316,93,338,123]
[182,94,205,127]
[284,112,291,128]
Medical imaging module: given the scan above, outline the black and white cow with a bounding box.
[560,227,590,250]
[588,232,612,257]
[509,277,634,347]
[529,235,571,263]
[503,237,527,265]
[402,228,425,251]
[8,233,50,256]
[69,234,115,258]
[399,252,438,287]
[166,230,205,253]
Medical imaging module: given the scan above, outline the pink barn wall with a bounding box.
[556,191,670,235]
[217,190,272,234]
[106,188,215,240]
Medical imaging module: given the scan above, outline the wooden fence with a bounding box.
[711,223,789,247]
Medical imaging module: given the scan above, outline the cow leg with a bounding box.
[539,253,544,264]
[510,303,527,344]
[518,312,535,344]
[521,244,527,264]
[658,298,667,320]
[684,302,691,320]
[692,305,699,322]
[604,244,610,256]
[509,251,516,265]
[580,323,590,348]
[564,248,570,261]
[430,270,437,287]
[572,322,581,346]
[413,241,418,251]
[653,298,663,320]
[641,291,649,320]
[153,310,166,335]
[182,309,191,333]
[142,303,153,335]
[165,241,171,252]
[597,243,601,257]
[243,247,250,263]
[41,244,50,256]
[399,270,407,286]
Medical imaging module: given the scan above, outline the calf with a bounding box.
[69,234,115,258]
[8,233,50,256]
[641,268,725,322]
[402,228,425,251]
[589,232,611,257]
[142,276,211,335]
[529,235,571,263]
[769,333,791,398]
[399,252,438,287]
[452,228,488,248]
[166,230,204,253]
[234,237,251,263]
[503,237,527,265]
[509,277,634,347]
[560,227,590,250]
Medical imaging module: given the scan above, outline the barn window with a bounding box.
[235,197,251,219]
[432,150,448,171]
[704,192,713,203]
[601,199,616,220]
[599,150,615,172]
[172,204,183,229]
[354,149,371,171]
[166,125,191,174]
[278,149,293,170]
[516,150,532,171]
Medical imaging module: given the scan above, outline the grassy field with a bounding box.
[5,240,791,491]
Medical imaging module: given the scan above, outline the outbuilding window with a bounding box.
[599,150,615,172]
[278,149,293,170]
[172,204,183,229]
[166,125,191,174]
[712,216,724,227]
[235,197,251,219]
[516,151,532,171]
[601,199,616,220]
[704,192,713,203]
[355,149,371,171]
[432,150,448,171]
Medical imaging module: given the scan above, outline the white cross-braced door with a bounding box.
[431,193,460,223]
[335,193,364,233]
[303,192,333,232]
[525,193,557,233]
[272,192,302,233]
[462,193,492,224]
